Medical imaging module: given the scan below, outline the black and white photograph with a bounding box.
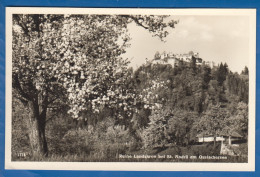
[5,8,256,171]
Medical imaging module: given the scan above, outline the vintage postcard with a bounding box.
[5,7,256,171]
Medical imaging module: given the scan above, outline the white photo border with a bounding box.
[5,7,256,171]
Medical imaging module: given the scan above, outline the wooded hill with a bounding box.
[131,60,248,147]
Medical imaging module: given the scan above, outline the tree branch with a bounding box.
[13,14,29,35]
[13,92,28,104]
[13,73,31,101]
[47,96,59,105]
[120,15,149,30]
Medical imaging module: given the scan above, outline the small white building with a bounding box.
[197,134,225,143]
[196,131,243,145]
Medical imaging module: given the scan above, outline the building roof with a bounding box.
[196,133,214,138]
[227,131,243,138]
[196,131,243,138]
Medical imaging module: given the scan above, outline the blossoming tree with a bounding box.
[12,14,177,157]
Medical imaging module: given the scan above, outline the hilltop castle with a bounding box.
[150,51,215,68]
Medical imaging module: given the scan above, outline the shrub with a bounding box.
[57,117,133,161]
[92,119,133,160]
[140,109,171,148]
[59,128,94,156]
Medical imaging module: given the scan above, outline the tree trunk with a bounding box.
[26,101,48,157]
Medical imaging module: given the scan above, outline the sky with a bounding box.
[122,15,250,73]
